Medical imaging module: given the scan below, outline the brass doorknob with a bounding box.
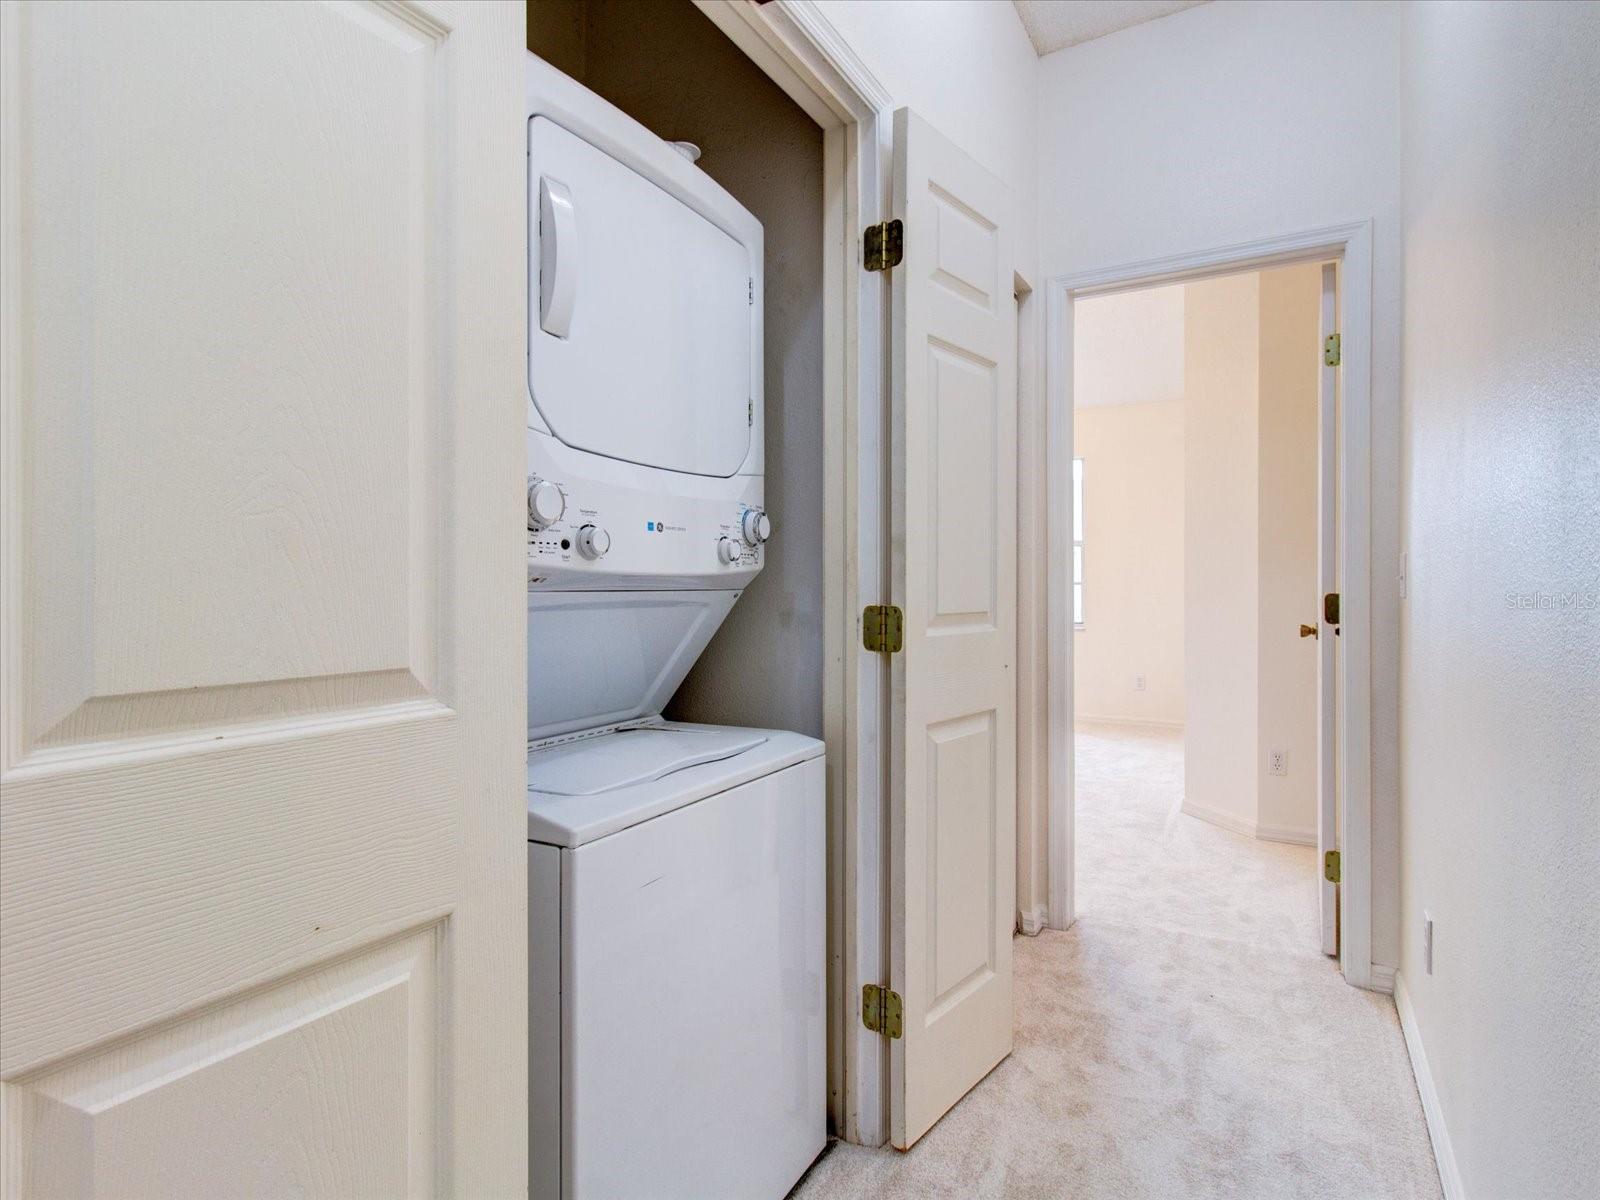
[1299,623,1318,639]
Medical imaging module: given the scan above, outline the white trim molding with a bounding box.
[1395,974,1465,1200]
[694,0,890,128]
[766,0,894,116]
[1017,906,1048,937]
[1044,280,1077,932]
[1043,222,1378,993]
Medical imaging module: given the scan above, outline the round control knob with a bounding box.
[527,478,565,530]
[576,525,610,560]
[717,536,741,565]
[741,509,772,546]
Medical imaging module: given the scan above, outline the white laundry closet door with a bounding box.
[0,3,526,1196]
[888,107,1017,1150]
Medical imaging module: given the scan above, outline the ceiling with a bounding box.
[1012,0,1208,55]
[1073,285,1185,408]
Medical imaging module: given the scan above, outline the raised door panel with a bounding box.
[8,0,450,759]
[928,183,998,312]
[926,343,998,631]
[0,711,460,1076]
[925,711,997,1010]
[8,927,438,1200]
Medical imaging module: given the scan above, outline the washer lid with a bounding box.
[527,726,767,796]
[527,115,755,478]
[527,723,825,847]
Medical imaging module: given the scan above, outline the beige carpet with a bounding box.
[794,722,1441,1200]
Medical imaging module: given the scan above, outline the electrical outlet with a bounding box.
[1268,750,1287,777]
[1135,674,1147,692]
[1423,911,1434,974]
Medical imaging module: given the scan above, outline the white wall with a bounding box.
[1399,3,1600,1196]
[1039,0,1405,968]
[1071,286,1186,728]
[1180,267,1320,841]
[1182,273,1261,834]
[1257,263,1321,840]
[1072,399,1185,727]
[1073,284,1184,409]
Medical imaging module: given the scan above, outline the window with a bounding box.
[1073,457,1084,627]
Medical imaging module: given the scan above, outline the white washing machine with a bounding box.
[524,54,826,1200]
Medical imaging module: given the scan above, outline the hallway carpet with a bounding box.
[793,722,1441,1200]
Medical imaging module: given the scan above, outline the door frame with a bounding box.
[1040,221,1378,990]
[692,0,894,1146]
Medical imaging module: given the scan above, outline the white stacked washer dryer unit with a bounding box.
[524,55,826,1200]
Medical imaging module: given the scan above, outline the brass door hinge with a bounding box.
[864,220,903,272]
[1324,592,1341,626]
[1324,333,1342,366]
[862,984,903,1038]
[1324,850,1342,884]
[863,604,904,654]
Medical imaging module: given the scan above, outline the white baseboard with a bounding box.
[1395,973,1465,1200]
[1255,821,1317,847]
[1181,801,1319,848]
[1179,798,1257,839]
[1017,906,1048,936]
[1074,714,1185,732]
[1368,962,1396,994]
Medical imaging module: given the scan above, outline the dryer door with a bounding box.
[528,115,755,478]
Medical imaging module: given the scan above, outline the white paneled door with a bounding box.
[888,108,1016,1149]
[0,2,527,1196]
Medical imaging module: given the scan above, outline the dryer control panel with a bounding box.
[525,467,768,590]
